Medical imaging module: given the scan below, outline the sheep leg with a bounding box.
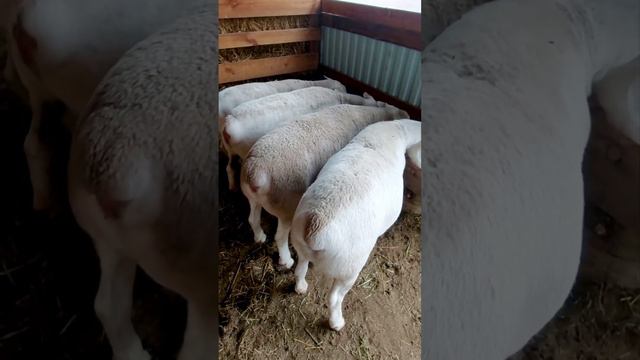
[94,242,151,360]
[220,132,237,192]
[226,156,237,191]
[12,19,55,212]
[176,296,216,360]
[274,218,294,269]
[24,100,54,212]
[247,198,267,243]
[327,276,357,331]
[294,253,309,294]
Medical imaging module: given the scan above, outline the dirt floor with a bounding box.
[515,279,640,360]
[217,161,422,360]
[510,210,640,358]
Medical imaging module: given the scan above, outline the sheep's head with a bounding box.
[362,92,381,107]
[323,75,347,93]
[397,108,410,119]
[382,102,409,119]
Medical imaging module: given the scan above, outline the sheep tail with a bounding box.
[91,148,153,220]
[246,166,270,195]
[291,210,326,253]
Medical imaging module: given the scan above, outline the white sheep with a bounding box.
[402,142,421,215]
[67,5,216,360]
[422,0,639,359]
[222,87,381,190]
[594,56,640,144]
[290,119,421,331]
[5,0,206,212]
[240,104,410,269]
[218,77,347,133]
[218,78,347,190]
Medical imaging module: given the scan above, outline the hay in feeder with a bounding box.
[218,42,311,63]
[219,15,315,64]
[219,15,312,34]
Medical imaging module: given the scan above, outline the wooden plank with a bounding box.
[321,13,422,50]
[322,0,420,33]
[219,54,319,84]
[219,28,321,49]
[220,0,321,19]
[319,66,421,120]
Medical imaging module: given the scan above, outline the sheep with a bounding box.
[4,0,207,213]
[593,56,640,144]
[240,104,410,269]
[402,142,421,215]
[290,119,421,331]
[218,78,347,189]
[222,87,381,190]
[218,76,347,135]
[422,0,639,359]
[67,4,216,360]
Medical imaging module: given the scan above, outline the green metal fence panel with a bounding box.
[320,27,422,107]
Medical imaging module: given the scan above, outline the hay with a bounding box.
[219,15,315,64]
[218,42,311,63]
[514,280,640,359]
[219,15,312,34]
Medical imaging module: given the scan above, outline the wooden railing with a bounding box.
[218,0,423,120]
[218,0,321,84]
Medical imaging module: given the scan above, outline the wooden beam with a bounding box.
[321,0,420,34]
[319,66,421,121]
[320,13,422,50]
[219,0,321,19]
[219,28,321,49]
[219,54,319,84]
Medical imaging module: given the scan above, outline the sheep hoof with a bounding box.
[329,317,345,332]
[254,233,267,243]
[295,281,308,294]
[279,257,294,270]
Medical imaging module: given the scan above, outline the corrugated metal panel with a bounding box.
[320,27,421,107]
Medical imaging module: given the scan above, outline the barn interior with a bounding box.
[217,0,422,358]
[0,0,637,359]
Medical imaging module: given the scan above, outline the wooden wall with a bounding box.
[218,0,321,84]
[218,0,422,119]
